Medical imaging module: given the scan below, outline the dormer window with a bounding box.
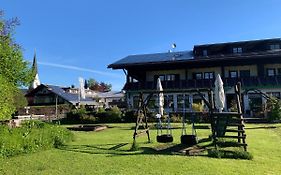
[270,44,280,50]
[203,50,208,56]
[233,47,242,54]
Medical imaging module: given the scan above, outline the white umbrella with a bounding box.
[214,74,225,112]
[156,78,164,116]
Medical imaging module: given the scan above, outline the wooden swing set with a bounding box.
[132,82,247,151]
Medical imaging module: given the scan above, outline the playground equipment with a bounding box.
[132,82,248,152]
[156,114,173,143]
[180,95,197,146]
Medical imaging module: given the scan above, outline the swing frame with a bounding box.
[132,88,211,144]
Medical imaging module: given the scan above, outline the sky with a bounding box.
[2,0,281,90]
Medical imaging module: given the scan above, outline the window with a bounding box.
[272,92,281,99]
[193,94,204,108]
[177,94,190,110]
[270,44,280,50]
[155,74,178,82]
[204,72,214,79]
[203,50,208,56]
[240,70,250,78]
[267,68,275,76]
[229,71,238,78]
[278,68,281,76]
[194,73,202,80]
[147,95,157,109]
[158,75,165,81]
[166,74,176,81]
[164,95,174,111]
[267,92,281,99]
[233,47,242,54]
[133,96,139,108]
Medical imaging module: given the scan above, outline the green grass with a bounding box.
[0,123,281,175]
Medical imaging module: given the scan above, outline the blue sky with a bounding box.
[2,0,281,90]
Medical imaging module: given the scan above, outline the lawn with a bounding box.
[0,123,281,175]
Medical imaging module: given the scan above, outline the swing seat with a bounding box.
[181,135,197,146]
[157,134,173,143]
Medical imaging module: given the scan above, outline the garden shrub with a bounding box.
[122,110,137,123]
[267,98,281,122]
[62,108,96,124]
[192,103,203,112]
[96,106,122,123]
[207,149,253,160]
[170,113,182,123]
[0,120,73,157]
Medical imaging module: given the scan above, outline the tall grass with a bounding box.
[0,120,73,157]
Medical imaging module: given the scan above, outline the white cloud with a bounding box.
[38,61,120,78]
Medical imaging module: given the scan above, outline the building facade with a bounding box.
[108,38,281,118]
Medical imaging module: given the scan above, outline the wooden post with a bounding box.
[235,84,242,143]
[235,82,247,151]
[133,93,144,141]
[133,92,151,144]
[208,90,217,149]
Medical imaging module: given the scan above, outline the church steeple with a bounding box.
[29,51,41,90]
[32,51,38,75]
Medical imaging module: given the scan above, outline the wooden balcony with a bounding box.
[124,76,281,91]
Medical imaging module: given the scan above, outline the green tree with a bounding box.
[87,78,112,92]
[0,10,32,120]
[13,89,28,109]
[0,76,15,120]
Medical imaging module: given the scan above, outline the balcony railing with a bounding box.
[124,76,281,91]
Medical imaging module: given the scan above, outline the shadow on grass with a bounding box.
[58,137,213,157]
[59,143,195,157]
[245,126,278,130]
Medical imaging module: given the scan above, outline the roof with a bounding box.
[32,53,38,75]
[109,38,281,70]
[96,91,125,98]
[46,85,97,105]
[108,50,193,69]
[194,38,281,48]
[27,84,97,106]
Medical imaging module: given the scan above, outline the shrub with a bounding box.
[207,149,253,160]
[267,98,281,122]
[0,120,73,157]
[170,113,182,123]
[62,108,96,124]
[229,99,238,112]
[192,103,203,112]
[122,110,137,123]
[96,106,122,123]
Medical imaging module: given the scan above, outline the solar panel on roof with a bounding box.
[109,50,194,68]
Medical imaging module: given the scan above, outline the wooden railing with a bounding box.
[124,76,281,90]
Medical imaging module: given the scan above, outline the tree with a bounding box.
[0,10,32,120]
[0,76,15,120]
[13,89,28,109]
[86,78,112,92]
[99,82,112,92]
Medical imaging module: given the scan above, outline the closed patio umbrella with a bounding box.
[214,74,225,112]
[156,78,173,143]
[156,78,164,116]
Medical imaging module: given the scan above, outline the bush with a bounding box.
[62,108,96,124]
[192,103,203,112]
[170,113,182,123]
[0,120,73,157]
[122,110,137,123]
[207,149,253,160]
[96,106,122,123]
[267,98,281,122]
